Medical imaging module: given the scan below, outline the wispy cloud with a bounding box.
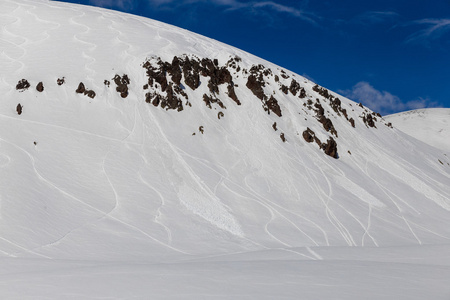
[405,18,450,45]
[146,0,318,25]
[339,82,439,115]
[353,11,399,25]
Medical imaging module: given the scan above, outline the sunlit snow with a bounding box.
[1,0,450,298]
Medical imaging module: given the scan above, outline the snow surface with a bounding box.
[386,108,450,153]
[1,0,450,298]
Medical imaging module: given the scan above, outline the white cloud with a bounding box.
[339,82,438,115]
[405,18,450,44]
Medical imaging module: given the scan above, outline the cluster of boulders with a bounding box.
[142,55,241,112]
[302,127,338,158]
[76,82,96,98]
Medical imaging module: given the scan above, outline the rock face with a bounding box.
[11,52,392,160]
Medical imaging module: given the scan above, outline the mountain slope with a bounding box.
[385,108,450,153]
[1,0,450,298]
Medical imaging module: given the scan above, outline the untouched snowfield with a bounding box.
[386,108,450,153]
[1,0,450,298]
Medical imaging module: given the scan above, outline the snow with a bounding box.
[1,0,450,298]
[385,108,450,153]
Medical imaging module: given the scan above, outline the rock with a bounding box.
[289,79,301,96]
[16,79,30,91]
[36,82,44,92]
[16,103,22,115]
[272,122,277,131]
[227,83,241,105]
[76,82,86,94]
[265,95,282,117]
[322,137,338,158]
[113,74,130,98]
[302,128,315,143]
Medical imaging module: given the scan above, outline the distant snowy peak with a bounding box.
[385,108,450,153]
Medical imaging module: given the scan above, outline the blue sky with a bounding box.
[56,0,450,115]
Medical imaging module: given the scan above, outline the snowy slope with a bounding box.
[1,0,450,298]
[385,108,450,153]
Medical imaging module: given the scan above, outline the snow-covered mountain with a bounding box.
[1,0,450,298]
[386,108,450,153]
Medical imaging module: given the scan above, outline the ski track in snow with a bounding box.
[315,150,380,246]
[0,113,141,145]
[0,133,188,256]
[138,173,173,244]
[70,11,97,82]
[1,4,27,74]
[174,142,323,247]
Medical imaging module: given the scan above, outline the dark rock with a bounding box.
[298,88,306,98]
[218,111,224,119]
[227,83,241,105]
[203,94,225,109]
[302,128,315,143]
[246,74,266,100]
[36,82,44,92]
[280,133,286,142]
[289,79,301,96]
[16,79,30,91]
[57,77,65,85]
[349,117,355,128]
[16,103,23,115]
[280,70,289,79]
[265,95,282,117]
[104,80,110,87]
[85,90,96,99]
[322,137,338,159]
[113,74,130,98]
[76,82,86,94]
[362,113,376,128]
[280,84,289,94]
[272,122,277,131]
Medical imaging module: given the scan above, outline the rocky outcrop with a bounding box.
[322,137,338,158]
[303,127,338,159]
[16,79,30,91]
[11,53,386,161]
[113,74,130,98]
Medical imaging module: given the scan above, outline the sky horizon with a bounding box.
[54,0,450,115]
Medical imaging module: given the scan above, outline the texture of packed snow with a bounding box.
[1,0,450,298]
